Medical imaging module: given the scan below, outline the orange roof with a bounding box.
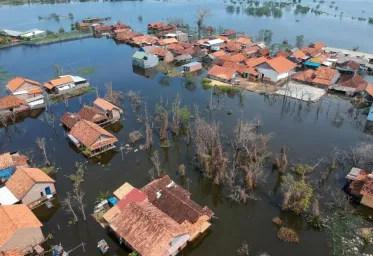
[292,69,315,83]
[69,120,118,150]
[210,50,226,58]
[245,56,267,67]
[236,37,252,45]
[6,168,55,200]
[312,66,337,86]
[293,50,307,59]
[208,65,237,80]
[0,96,27,110]
[28,88,43,94]
[6,77,41,92]
[93,98,120,111]
[0,204,43,246]
[266,56,297,73]
[365,84,373,97]
[1,249,22,256]
[44,76,73,89]
[313,41,325,49]
[157,38,178,46]
[0,153,14,170]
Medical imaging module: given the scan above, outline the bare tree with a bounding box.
[171,93,181,135]
[194,8,212,39]
[126,90,142,112]
[53,63,62,77]
[143,104,153,149]
[237,241,249,256]
[73,187,86,221]
[156,97,169,145]
[104,82,124,107]
[62,192,78,222]
[36,137,50,166]
[45,112,56,128]
[157,62,175,77]
[0,112,8,128]
[274,146,288,173]
[178,164,186,176]
[129,130,143,143]
[193,112,227,184]
[149,150,163,179]
[63,95,69,108]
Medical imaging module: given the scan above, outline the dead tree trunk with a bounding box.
[36,137,50,166]
[73,188,86,221]
[62,192,78,222]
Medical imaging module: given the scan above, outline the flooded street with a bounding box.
[1,0,373,255]
[0,38,371,255]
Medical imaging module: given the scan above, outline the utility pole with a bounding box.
[186,178,192,192]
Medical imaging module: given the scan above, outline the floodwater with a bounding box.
[0,1,373,256]
[0,0,373,50]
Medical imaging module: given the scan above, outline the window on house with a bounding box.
[40,191,44,197]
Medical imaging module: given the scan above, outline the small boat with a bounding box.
[97,239,109,254]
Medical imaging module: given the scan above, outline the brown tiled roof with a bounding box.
[141,176,214,224]
[224,43,242,53]
[116,32,139,41]
[236,37,252,45]
[60,112,81,129]
[157,38,178,46]
[313,41,325,50]
[266,56,297,73]
[361,178,373,198]
[0,249,22,256]
[301,47,322,57]
[292,69,315,83]
[0,96,27,110]
[242,46,260,55]
[28,88,43,94]
[110,201,187,256]
[11,154,29,168]
[167,43,184,51]
[44,76,73,89]
[312,66,337,86]
[0,205,42,246]
[337,74,368,91]
[337,60,360,71]
[230,53,247,62]
[6,168,55,200]
[0,153,14,170]
[293,50,307,59]
[93,98,120,111]
[6,77,41,92]
[78,106,107,123]
[259,48,270,56]
[245,56,267,67]
[276,50,291,58]
[208,65,237,80]
[69,120,118,150]
[210,50,226,58]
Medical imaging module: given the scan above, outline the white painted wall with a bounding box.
[256,63,293,82]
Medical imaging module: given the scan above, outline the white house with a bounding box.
[203,38,225,51]
[256,56,297,82]
[43,75,89,95]
[132,50,159,68]
[1,29,46,39]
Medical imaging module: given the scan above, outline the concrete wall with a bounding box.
[22,182,56,206]
[111,109,121,120]
[0,227,44,252]
[361,195,373,208]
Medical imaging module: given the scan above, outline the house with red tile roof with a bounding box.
[0,205,44,252]
[2,167,55,207]
[93,98,122,121]
[332,73,372,96]
[221,29,236,39]
[208,65,238,83]
[292,67,339,88]
[68,120,118,157]
[345,167,373,208]
[6,77,42,100]
[0,152,29,179]
[0,95,29,115]
[256,56,297,82]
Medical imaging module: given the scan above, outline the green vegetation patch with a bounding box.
[77,67,96,76]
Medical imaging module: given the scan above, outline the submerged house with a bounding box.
[0,204,44,252]
[336,60,361,74]
[345,168,373,208]
[102,177,213,255]
[208,65,238,84]
[68,120,118,157]
[78,106,109,126]
[332,74,372,96]
[141,176,214,241]
[0,152,29,179]
[132,51,159,69]
[93,98,122,121]
[6,77,43,104]
[43,75,89,95]
[256,56,297,83]
[0,96,29,115]
[0,167,56,207]
[292,66,339,88]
